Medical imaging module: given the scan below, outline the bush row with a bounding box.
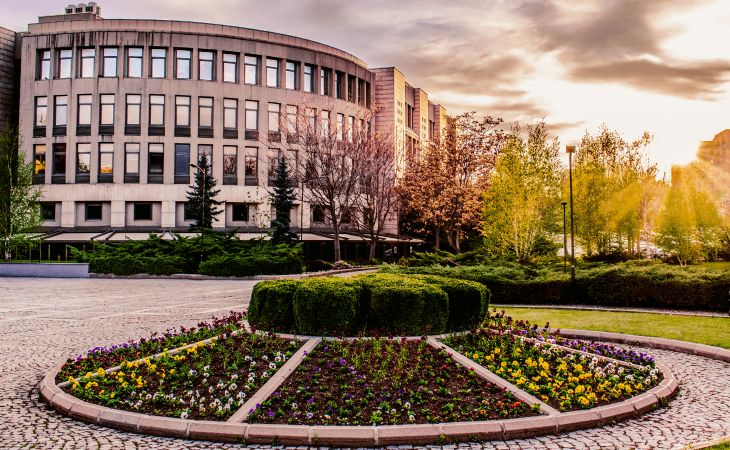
[248,273,490,336]
[380,262,729,312]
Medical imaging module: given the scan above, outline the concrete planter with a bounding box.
[0,262,89,278]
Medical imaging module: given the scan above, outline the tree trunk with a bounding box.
[3,237,10,261]
[454,226,461,254]
[333,229,341,261]
[434,226,441,250]
[369,240,377,261]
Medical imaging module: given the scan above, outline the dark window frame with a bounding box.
[101,47,118,77]
[198,50,215,81]
[174,48,192,80]
[133,202,153,221]
[126,47,143,78]
[85,203,103,221]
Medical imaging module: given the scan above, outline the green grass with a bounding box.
[499,307,730,349]
[700,261,730,272]
[706,442,730,450]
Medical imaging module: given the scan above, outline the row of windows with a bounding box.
[36,46,371,105]
[33,94,366,141]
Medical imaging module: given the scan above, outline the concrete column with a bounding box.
[110,200,125,227]
[161,200,176,228]
[61,201,75,228]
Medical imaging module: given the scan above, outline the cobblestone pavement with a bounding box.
[1,277,729,449]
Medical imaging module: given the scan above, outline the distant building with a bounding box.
[697,129,730,171]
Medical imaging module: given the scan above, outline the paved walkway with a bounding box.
[0,277,729,449]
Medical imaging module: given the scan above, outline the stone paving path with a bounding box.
[1,277,729,449]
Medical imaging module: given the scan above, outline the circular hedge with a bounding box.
[248,273,490,335]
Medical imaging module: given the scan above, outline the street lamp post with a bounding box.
[561,200,567,273]
[190,162,206,229]
[566,145,576,287]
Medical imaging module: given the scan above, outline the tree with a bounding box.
[185,154,222,230]
[269,156,298,244]
[0,126,41,261]
[482,122,562,262]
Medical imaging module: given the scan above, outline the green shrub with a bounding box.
[87,254,184,276]
[359,274,448,335]
[248,280,300,332]
[414,275,490,331]
[305,260,334,272]
[293,278,362,335]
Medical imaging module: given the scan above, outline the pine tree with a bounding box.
[269,157,297,244]
[185,154,222,230]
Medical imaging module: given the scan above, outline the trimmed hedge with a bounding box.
[293,278,362,335]
[414,275,490,331]
[248,280,300,332]
[199,253,303,277]
[88,255,185,276]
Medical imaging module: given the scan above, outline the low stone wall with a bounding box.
[0,263,89,278]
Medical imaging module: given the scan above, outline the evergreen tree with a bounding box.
[185,154,222,230]
[269,157,297,244]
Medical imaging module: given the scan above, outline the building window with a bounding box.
[76,94,92,129]
[149,95,165,126]
[223,98,238,133]
[245,100,258,131]
[174,143,190,183]
[125,94,141,125]
[312,204,326,223]
[98,143,114,181]
[244,55,258,85]
[40,203,55,221]
[285,61,297,90]
[335,71,344,99]
[244,151,257,185]
[34,97,47,127]
[303,64,314,93]
[268,103,280,133]
[199,50,215,81]
[175,49,191,79]
[126,47,143,77]
[268,155,278,181]
[320,67,330,96]
[54,95,68,133]
[223,52,238,83]
[198,96,213,130]
[175,96,191,127]
[150,48,167,78]
[125,143,140,181]
[100,47,118,78]
[85,203,103,221]
[286,105,298,137]
[347,115,354,142]
[133,203,153,221]
[231,203,249,222]
[79,48,95,78]
[336,113,344,141]
[320,110,330,138]
[306,108,316,134]
[266,58,279,87]
[38,50,51,80]
[223,146,237,184]
[57,49,72,79]
[348,75,356,102]
[33,144,47,179]
[52,144,66,182]
[99,94,115,133]
[76,143,91,181]
[198,144,212,171]
[148,143,164,183]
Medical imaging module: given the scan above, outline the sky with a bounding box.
[5,0,730,174]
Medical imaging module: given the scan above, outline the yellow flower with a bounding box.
[473,353,479,359]
[501,361,507,368]
[494,348,501,355]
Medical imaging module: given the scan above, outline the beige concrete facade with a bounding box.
[12,7,446,235]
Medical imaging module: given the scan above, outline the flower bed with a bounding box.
[56,312,246,383]
[444,330,662,412]
[248,338,538,425]
[62,331,301,421]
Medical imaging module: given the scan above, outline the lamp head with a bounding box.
[565,145,576,154]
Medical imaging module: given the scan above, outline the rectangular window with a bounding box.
[85,203,102,221]
[320,67,330,96]
[52,144,66,180]
[197,144,212,169]
[223,98,238,129]
[174,143,190,182]
[99,94,115,126]
[223,146,237,184]
[175,49,191,79]
[149,95,165,126]
[244,55,258,85]
[199,50,214,81]
[39,50,51,80]
[336,113,344,141]
[175,96,191,127]
[348,75,356,102]
[123,93,141,132]
[312,204,326,223]
[335,71,344,99]
[268,155,278,179]
[35,97,48,127]
[198,96,213,127]
[223,52,238,82]
[148,143,164,182]
[268,103,280,132]
[245,100,259,131]
[286,105,298,136]
[231,203,249,222]
[79,48,95,78]
[347,115,354,142]
[102,47,118,77]
[133,203,153,221]
[98,143,114,181]
[125,143,140,176]
[40,203,55,221]
[285,61,297,90]
[54,95,68,127]
[266,58,279,87]
[320,110,330,138]
[303,64,314,93]
[33,144,47,177]
[306,107,316,134]
[57,49,72,79]
[127,47,143,77]
[77,143,91,179]
[150,48,167,78]
[76,94,92,128]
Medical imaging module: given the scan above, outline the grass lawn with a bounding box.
[700,261,730,272]
[499,307,730,349]
[708,442,730,450]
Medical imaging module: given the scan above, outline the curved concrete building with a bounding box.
[12,4,445,251]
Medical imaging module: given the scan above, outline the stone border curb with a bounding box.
[40,329,690,446]
[89,267,377,280]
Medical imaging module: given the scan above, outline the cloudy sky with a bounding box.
[6,0,730,173]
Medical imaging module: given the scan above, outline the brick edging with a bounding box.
[40,329,692,446]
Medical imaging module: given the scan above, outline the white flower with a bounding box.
[203,365,210,372]
[204,372,210,378]
[237,392,246,399]
[269,362,277,369]
[244,355,252,361]
[262,355,269,361]
[291,402,298,410]
[404,402,411,409]
[231,374,238,380]
[180,411,189,419]
[230,383,238,391]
